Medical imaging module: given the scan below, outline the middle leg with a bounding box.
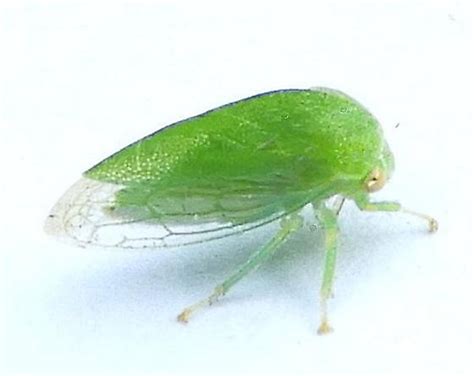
[312,201,340,335]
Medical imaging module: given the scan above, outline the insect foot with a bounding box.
[429,218,439,233]
[177,286,225,324]
[317,320,334,335]
[177,309,192,324]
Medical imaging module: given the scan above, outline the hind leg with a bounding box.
[177,214,303,323]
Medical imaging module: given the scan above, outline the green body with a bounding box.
[86,88,389,225]
[46,87,435,334]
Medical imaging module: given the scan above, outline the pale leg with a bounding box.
[353,193,438,232]
[177,214,303,323]
[313,202,339,335]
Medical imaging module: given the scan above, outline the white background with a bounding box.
[1,1,473,375]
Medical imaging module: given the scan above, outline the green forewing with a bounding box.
[85,89,384,227]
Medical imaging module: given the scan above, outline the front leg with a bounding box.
[353,193,438,232]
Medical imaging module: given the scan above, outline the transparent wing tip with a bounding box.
[44,177,284,250]
[44,177,122,245]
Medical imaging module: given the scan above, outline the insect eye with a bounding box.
[365,168,386,192]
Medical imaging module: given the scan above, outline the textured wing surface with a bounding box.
[46,89,382,248]
[44,178,311,249]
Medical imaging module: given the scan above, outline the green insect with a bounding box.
[45,87,437,334]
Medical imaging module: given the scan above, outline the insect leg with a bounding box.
[313,202,339,335]
[177,214,303,324]
[353,193,438,232]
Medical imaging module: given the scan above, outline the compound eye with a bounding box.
[365,167,386,192]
